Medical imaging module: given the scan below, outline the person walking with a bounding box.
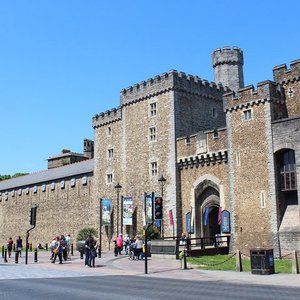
[89,238,97,267]
[65,234,71,259]
[51,236,63,264]
[16,236,23,257]
[135,235,143,260]
[116,234,123,256]
[7,237,13,258]
[49,237,57,260]
[84,235,95,267]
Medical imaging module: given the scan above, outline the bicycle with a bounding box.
[128,243,136,260]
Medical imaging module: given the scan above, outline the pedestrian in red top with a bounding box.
[116,234,123,255]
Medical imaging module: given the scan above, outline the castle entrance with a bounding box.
[275,149,298,224]
[194,179,221,238]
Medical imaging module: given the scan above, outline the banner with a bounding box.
[221,210,231,233]
[146,193,154,224]
[203,207,209,226]
[218,207,222,225]
[169,210,173,226]
[101,199,112,226]
[123,196,133,225]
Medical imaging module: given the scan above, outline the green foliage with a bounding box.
[138,225,161,240]
[0,175,11,181]
[76,227,97,241]
[187,254,293,273]
[12,173,28,178]
[0,173,28,181]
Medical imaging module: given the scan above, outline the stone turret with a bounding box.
[212,46,244,92]
[83,139,94,159]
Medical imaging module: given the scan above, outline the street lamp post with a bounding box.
[158,175,166,197]
[158,175,166,238]
[115,182,122,235]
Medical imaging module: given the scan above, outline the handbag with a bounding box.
[53,248,58,254]
[91,250,97,258]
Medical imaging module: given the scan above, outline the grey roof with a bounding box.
[0,159,94,192]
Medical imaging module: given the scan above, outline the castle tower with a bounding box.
[223,81,283,257]
[83,139,94,159]
[212,47,244,92]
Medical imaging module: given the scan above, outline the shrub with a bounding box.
[76,227,97,241]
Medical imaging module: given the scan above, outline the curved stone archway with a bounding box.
[191,175,221,238]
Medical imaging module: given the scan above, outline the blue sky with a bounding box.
[1,0,300,175]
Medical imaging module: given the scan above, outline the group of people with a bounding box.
[6,236,23,258]
[50,234,71,264]
[114,233,144,260]
[84,235,98,267]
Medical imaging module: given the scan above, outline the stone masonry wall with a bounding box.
[224,83,279,255]
[273,59,300,118]
[0,175,94,248]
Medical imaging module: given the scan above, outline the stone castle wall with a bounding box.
[224,81,280,255]
[0,174,94,247]
[273,59,300,118]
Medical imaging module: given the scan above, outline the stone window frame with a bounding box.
[33,185,38,193]
[260,191,266,208]
[150,161,158,176]
[150,102,157,117]
[42,184,46,192]
[108,148,114,159]
[70,178,76,187]
[149,126,157,142]
[243,108,252,121]
[236,150,241,167]
[61,180,65,189]
[212,107,217,118]
[287,87,294,98]
[108,127,112,136]
[107,173,113,184]
[213,129,219,139]
[82,176,88,185]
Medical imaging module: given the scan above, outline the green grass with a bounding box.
[186,254,293,273]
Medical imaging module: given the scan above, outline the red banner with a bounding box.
[169,209,173,225]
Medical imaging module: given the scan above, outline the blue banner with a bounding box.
[101,199,112,226]
[203,207,209,226]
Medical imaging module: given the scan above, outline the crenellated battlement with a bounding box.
[212,46,243,67]
[92,106,122,129]
[273,59,300,84]
[120,70,227,105]
[223,80,285,112]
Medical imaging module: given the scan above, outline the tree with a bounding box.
[76,227,97,241]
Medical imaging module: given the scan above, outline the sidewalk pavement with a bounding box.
[0,250,300,288]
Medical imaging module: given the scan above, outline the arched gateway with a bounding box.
[192,175,221,239]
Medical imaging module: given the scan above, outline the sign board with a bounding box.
[101,199,112,226]
[221,210,230,233]
[123,196,133,225]
[186,211,194,234]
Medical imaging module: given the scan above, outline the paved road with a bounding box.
[0,250,300,299]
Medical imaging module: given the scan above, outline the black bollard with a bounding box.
[80,250,84,259]
[45,243,48,251]
[34,248,38,262]
[4,249,8,263]
[183,249,187,270]
[15,250,19,264]
[71,243,74,256]
[2,245,4,258]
